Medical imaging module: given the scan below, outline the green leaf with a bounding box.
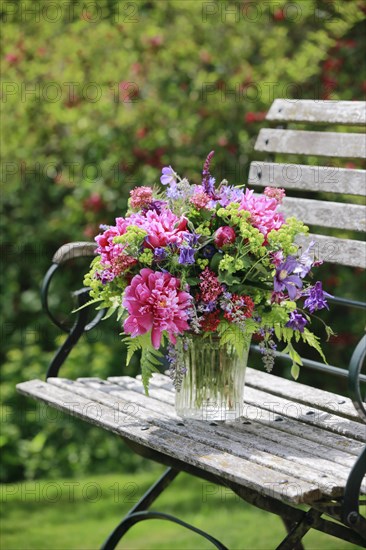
[210,253,223,272]
[123,333,150,366]
[282,342,303,367]
[102,305,119,320]
[141,346,164,395]
[217,271,241,286]
[291,363,300,380]
[72,297,102,313]
[186,277,200,285]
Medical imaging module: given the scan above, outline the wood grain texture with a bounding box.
[278,197,366,232]
[266,99,366,126]
[16,379,322,504]
[248,162,366,196]
[295,233,366,269]
[245,368,363,423]
[16,375,366,503]
[255,129,366,159]
[46,378,364,498]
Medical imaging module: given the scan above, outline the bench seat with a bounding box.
[17,368,366,507]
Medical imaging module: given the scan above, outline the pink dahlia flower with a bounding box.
[239,189,284,237]
[123,268,191,349]
[134,208,188,249]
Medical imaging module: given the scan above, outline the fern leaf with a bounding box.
[301,328,328,364]
[141,346,163,395]
[123,333,149,365]
[72,297,102,313]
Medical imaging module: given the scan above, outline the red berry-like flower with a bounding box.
[214,226,236,248]
[199,268,223,302]
[200,310,221,332]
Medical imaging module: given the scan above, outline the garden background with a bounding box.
[1,1,365,548]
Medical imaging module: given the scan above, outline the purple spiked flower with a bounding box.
[202,151,217,198]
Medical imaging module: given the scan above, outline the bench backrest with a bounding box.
[248,99,366,269]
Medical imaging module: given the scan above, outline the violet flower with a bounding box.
[178,247,195,265]
[202,151,217,198]
[154,247,167,261]
[160,166,177,186]
[274,257,303,300]
[286,310,308,333]
[293,241,315,278]
[303,281,332,313]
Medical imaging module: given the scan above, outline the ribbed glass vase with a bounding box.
[175,335,250,422]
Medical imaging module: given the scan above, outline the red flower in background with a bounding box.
[83,193,105,213]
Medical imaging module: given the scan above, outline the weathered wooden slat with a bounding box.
[279,197,365,232]
[295,233,366,269]
[248,162,366,196]
[255,129,366,159]
[243,387,366,442]
[47,378,359,497]
[245,368,363,423]
[146,374,364,455]
[112,377,361,470]
[16,379,321,504]
[266,99,366,126]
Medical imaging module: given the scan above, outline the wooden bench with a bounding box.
[17,99,366,550]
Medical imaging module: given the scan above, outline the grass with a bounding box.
[1,465,364,550]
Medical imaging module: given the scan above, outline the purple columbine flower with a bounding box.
[160,166,177,186]
[154,247,167,261]
[274,257,303,300]
[183,232,200,246]
[303,281,332,313]
[178,247,195,265]
[286,310,308,332]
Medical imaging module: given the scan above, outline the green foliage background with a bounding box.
[1,0,365,482]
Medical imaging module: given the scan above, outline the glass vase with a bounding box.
[175,334,250,422]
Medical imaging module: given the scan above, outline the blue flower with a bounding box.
[202,244,216,259]
[160,166,177,186]
[293,241,315,278]
[178,247,195,265]
[285,310,307,332]
[154,247,167,261]
[183,232,200,246]
[274,257,303,300]
[218,185,244,206]
[303,281,331,313]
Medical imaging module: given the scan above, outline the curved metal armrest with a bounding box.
[348,334,366,423]
[41,241,104,378]
[41,242,98,332]
[52,241,97,265]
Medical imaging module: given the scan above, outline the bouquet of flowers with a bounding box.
[84,152,332,393]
